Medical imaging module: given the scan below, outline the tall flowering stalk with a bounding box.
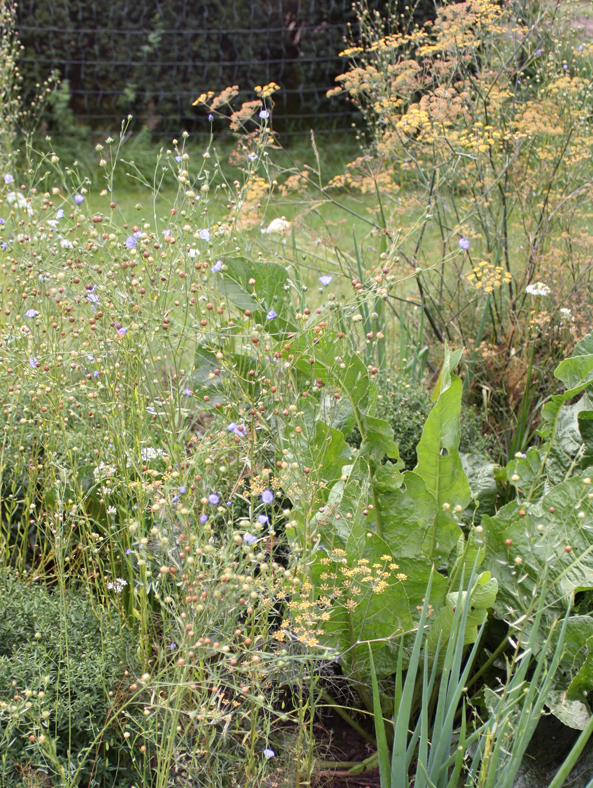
[329,0,593,455]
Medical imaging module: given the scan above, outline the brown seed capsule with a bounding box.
[505,538,513,546]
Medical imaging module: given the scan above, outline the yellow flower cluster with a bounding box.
[255,82,281,98]
[339,46,364,57]
[192,91,215,106]
[467,261,512,293]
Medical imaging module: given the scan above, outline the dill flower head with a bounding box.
[466,261,512,293]
[525,282,551,297]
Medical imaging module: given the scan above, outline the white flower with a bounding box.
[525,282,550,297]
[560,307,573,320]
[141,447,165,461]
[93,462,116,480]
[107,578,127,593]
[188,248,198,258]
[6,191,32,215]
[60,238,74,249]
[262,217,291,234]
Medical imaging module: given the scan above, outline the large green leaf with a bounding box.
[505,447,545,496]
[360,413,403,468]
[578,406,593,470]
[221,257,295,330]
[555,334,593,391]
[310,517,447,680]
[482,474,593,636]
[544,396,593,484]
[543,615,593,727]
[545,692,591,730]
[426,572,498,657]
[295,420,352,503]
[567,638,593,708]
[461,452,500,520]
[380,471,439,559]
[291,332,374,437]
[541,334,593,438]
[414,374,471,562]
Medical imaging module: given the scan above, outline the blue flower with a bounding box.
[170,642,177,650]
[318,275,332,286]
[1,242,6,249]
[87,292,99,304]
[458,238,470,250]
[4,174,13,184]
[199,514,209,524]
[0,218,4,224]
[536,48,542,55]
[125,236,137,249]
[93,371,99,377]
[29,357,38,368]
[243,533,257,545]
[179,486,186,495]
[175,155,182,162]
[74,194,84,205]
[258,514,268,524]
[261,490,274,504]
[209,493,220,505]
[266,310,277,320]
[208,113,214,121]
[259,109,270,119]
[212,260,222,272]
[248,153,258,161]
[228,422,247,437]
[117,327,127,335]
[25,309,36,318]
[263,748,275,759]
[126,549,133,555]
[133,230,142,239]
[55,209,64,219]
[199,228,210,242]
[183,388,193,396]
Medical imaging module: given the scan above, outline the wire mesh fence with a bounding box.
[16,0,372,138]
